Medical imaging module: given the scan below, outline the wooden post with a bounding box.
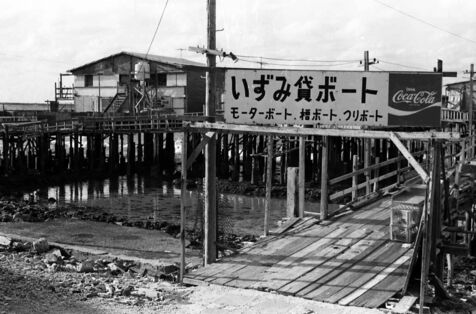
[127,133,134,175]
[251,136,256,185]
[2,127,9,174]
[373,157,380,192]
[320,136,329,219]
[352,154,358,201]
[396,150,401,185]
[287,167,299,217]
[137,133,143,167]
[233,135,240,181]
[204,0,217,265]
[420,140,441,312]
[74,132,79,171]
[364,139,371,195]
[280,137,287,184]
[298,136,305,218]
[264,135,273,236]
[419,186,430,314]
[180,130,188,283]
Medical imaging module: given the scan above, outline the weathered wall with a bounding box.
[71,53,206,114]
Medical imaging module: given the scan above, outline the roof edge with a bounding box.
[68,51,206,73]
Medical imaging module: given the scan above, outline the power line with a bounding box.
[379,59,428,71]
[236,54,359,63]
[144,0,170,59]
[238,57,359,68]
[372,65,387,71]
[373,0,476,45]
[0,52,70,65]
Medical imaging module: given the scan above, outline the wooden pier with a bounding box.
[186,197,413,308]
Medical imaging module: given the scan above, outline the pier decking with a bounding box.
[186,197,413,308]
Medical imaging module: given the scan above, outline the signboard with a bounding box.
[223,69,442,127]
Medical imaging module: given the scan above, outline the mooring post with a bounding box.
[264,135,273,236]
[180,130,188,283]
[320,136,329,219]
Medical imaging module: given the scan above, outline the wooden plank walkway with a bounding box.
[186,197,414,309]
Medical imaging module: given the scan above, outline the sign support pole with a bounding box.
[320,136,329,219]
[298,136,305,218]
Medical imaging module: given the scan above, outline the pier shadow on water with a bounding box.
[25,175,325,236]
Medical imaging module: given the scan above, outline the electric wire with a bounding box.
[236,54,360,63]
[373,0,476,45]
[379,59,428,71]
[238,57,359,68]
[144,0,170,59]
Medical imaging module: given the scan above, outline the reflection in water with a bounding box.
[29,175,324,235]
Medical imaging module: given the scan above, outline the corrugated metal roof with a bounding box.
[445,80,474,90]
[68,51,205,73]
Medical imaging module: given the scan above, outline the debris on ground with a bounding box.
[0,237,190,313]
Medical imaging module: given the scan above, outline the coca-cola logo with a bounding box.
[392,89,437,104]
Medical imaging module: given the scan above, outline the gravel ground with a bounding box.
[0,240,190,314]
[0,237,386,314]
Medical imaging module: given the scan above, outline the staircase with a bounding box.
[104,93,127,113]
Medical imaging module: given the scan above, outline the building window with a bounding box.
[119,74,129,85]
[85,75,93,87]
[166,73,186,87]
[157,73,166,86]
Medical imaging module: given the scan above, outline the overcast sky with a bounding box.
[1,0,475,102]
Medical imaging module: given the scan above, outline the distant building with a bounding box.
[445,80,476,111]
[68,51,206,114]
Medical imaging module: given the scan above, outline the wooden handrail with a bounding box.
[329,150,425,185]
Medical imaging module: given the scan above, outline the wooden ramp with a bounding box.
[186,198,414,308]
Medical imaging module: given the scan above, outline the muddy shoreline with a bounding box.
[0,170,327,202]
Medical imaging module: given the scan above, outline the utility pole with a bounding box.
[362,50,378,71]
[204,0,217,265]
[364,51,370,71]
[469,64,474,137]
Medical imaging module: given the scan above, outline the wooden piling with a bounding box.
[180,130,188,283]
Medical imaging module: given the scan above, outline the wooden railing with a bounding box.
[328,133,476,203]
[441,108,468,122]
[0,114,210,136]
[328,150,425,202]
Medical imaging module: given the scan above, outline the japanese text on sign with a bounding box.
[224,69,389,126]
